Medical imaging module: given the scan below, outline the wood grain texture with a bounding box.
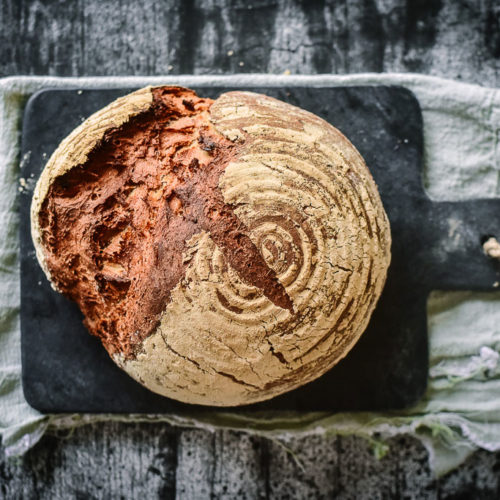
[0,0,499,86]
[2,423,500,499]
[2,0,500,497]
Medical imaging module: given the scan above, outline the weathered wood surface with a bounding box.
[1,0,499,85]
[2,0,500,498]
[0,423,500,500]
[1,423,500,499]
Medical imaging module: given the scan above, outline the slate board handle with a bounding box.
[421,199,500,291]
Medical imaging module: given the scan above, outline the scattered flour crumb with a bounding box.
[483,237,500,259]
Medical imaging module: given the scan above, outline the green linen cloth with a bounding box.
[1,74,499,476]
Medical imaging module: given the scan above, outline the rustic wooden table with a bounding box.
[2,1,500,498]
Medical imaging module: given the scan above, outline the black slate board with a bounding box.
[19,86,500,414]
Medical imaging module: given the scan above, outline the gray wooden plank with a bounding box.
[0,0,499,86]
[175,429,268,499]
[334,434,398,500]
[266,433,341,499]
[438,448,500,499]
[0,0,85,76]
[175,428,215,499]
[266,434,431,500]
[211,431,267,500]
[80,0,185,76]
[3,425,500,498]
[1,422,178,499]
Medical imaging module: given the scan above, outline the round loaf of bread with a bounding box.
[31,86,391,406]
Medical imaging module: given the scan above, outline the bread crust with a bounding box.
[31,87,391,406]
[31,86,154,285]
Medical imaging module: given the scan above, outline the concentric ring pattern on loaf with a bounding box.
[31,86,391,406]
